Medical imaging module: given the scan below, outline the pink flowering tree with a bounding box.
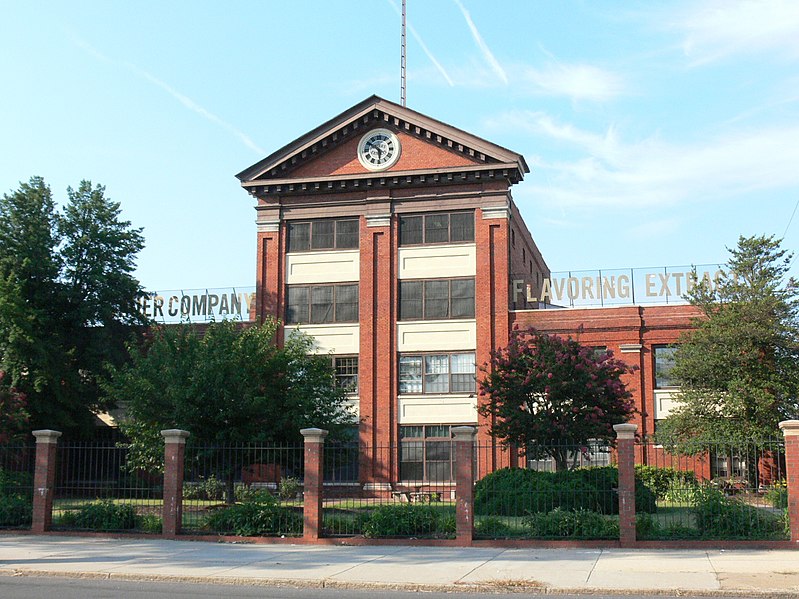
[0,371,29,443]
[478,329,636,471]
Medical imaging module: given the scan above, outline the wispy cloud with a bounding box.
[518,62,626,102]
[489,111,799,208]
[668,0,799,65]
[387,0,454,86]
[453,0,508,84]
[68,31,264,155]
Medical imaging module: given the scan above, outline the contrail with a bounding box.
[68,30,265,155]
[453,0,508,84]
[387,0,454,86]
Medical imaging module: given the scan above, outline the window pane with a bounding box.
[335,219,359,249]
[426,440,451,460]
[450,373,475,393]
[310,286,333,323]
[399,281,422,320]
[450,279,475,318]
[424,280,449,319]
[424,214,449,243]
[401,441,423,461]
[287,222,310,252]
[400,425,423,439]
[450,212,474,242]
[334,357,358,394]
[399,356,422,393]
[426,425,450,438]
[426,460,450,482]
[311,221,334,249]
[285,287,308,324]
[334,284,359,322]
[450,353,475,373]
[400,461,423,481]
[399,215,422,245]
[424,355,449,392]
[655,346,678,387]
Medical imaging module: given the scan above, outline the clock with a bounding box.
[357,128,401,171]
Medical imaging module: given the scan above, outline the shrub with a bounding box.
[635,465,698,500]
[278,477,302,501]
[635,513,701,540]
[56,500,138,531]
[693,486,785,539]
[137,513,163,534]
[522,508,619,539]
[765,481,788,509]
[0,494,32,527]
[234,485,274,504]
[473,467,656,516]
[474,516,516,538]
[183,475,226,501]
[361,504,454,538]
[203,500,303,536]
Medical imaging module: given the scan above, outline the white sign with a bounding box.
[138,287,256,323]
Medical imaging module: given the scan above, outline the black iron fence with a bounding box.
[635,439,788,540]
[52,442,163,533]
[0,442,34,529]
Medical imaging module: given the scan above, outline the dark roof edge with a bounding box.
[236,95,528,182]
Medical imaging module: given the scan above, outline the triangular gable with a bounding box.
[236,95,528,186]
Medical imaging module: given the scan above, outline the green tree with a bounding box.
[0,177,145,434]
[0,371,29,443]
[657,235,799,451]
[479,329,636,471]
[105,319,354,502]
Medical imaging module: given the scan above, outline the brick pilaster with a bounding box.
[614,423,637,547]
[31,429,61,533]
[452,426,476,545]
[779,420,799,545]
[301,427,328,541]
[161,429,189,537]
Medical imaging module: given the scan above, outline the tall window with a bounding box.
[654,345,678,388]
[286,284,358,324]
[333,356,358,395]
[399,212,474,245]
[399,353,475,394]
[287,218,359,252]
[400,425,455,482]
[399,278,474,320]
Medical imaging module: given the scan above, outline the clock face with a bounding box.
[357,128,401,171]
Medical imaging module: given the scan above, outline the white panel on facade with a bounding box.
[399,395,477,424]
[654,389,681,420]
[398,244,476,280]
[284,324,360,354]
[397,320,476,352]
[286,250,360,284]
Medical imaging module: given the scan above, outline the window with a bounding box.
[398,212,474,245]
[400,425,455,482]
[286,218,359,252]
[285,284,358,324]
[654,345,678,388]
[333,356,358,395]
[399,353,475,394]
[399,278,474,320]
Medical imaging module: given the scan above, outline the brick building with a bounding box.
[236,96,701,488]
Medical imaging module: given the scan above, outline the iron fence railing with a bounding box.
[0,442,34,529]
[182,443,304,536]
[474,441,620,540]
[635,439,788,540]
[52,442,163,533]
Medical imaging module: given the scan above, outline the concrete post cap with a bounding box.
[779,420,799,436]
[300,428,329,443]
[32,430,62,444]
[160,429,190,443]
[613,423,638,440]
[451,426,477,441]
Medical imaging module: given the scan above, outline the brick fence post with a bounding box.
[779,420,799,545]
[31,430,61,533]
[614,423,637,547]
[301,427,328,542]
[161,429,189,537]
[452,426,476,546]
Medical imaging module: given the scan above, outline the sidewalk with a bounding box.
[1,535,798,595]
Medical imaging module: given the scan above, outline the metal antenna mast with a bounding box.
[401,0,407,106]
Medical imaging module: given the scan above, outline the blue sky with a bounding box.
[2,1,798,291]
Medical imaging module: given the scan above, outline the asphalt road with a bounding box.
[0,575,759,599]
